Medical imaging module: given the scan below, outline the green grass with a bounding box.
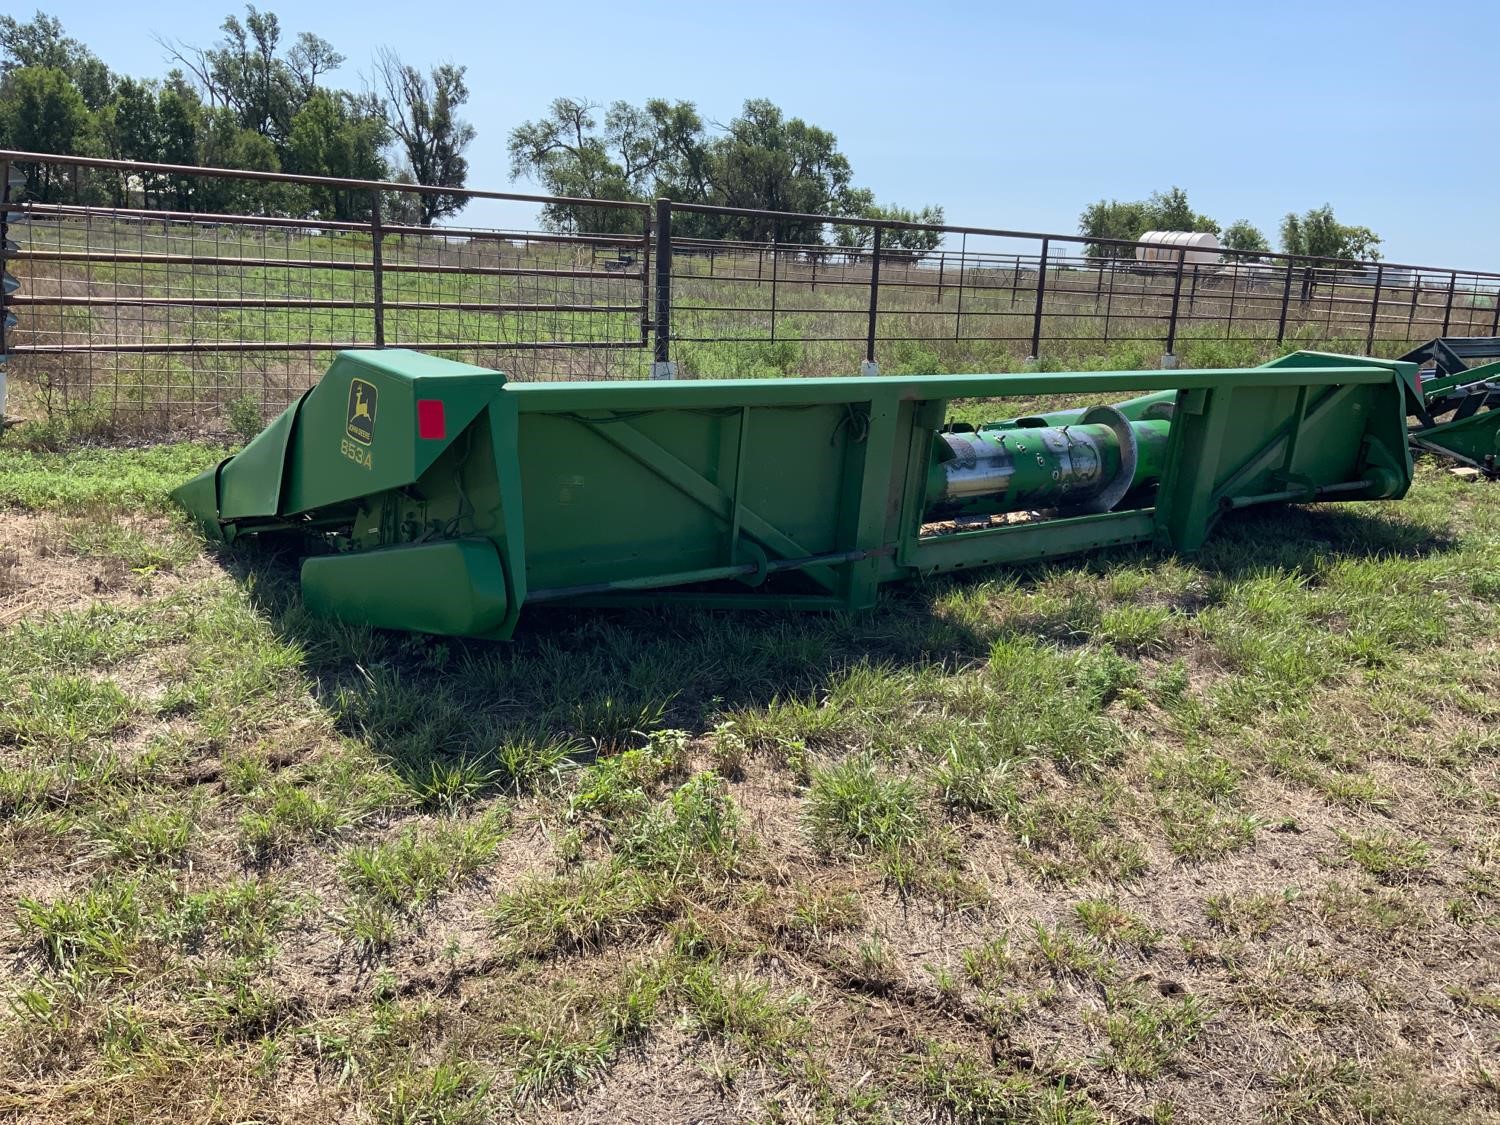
[2,410,1498,1122]
[806,755,927,855]
[341,812,507,909]
[0,443,226,509]
[1337,830,1432,884]
[1095,986,1209,1079]
[1073,898,1162,952]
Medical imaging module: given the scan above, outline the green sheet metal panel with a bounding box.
[512,401,856,592]
[503,365,1399,418]
[282,350,506,516]
[725,404,851,556]
[1415,409,1500,462]
[515,412,732,589]
[178,349,510,529]
[215,395,304,521]
[301,538,508,636]
[339,401,529,639]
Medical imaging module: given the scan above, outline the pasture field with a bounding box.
[0,420,1498,1122]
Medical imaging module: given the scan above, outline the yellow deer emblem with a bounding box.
[346,378,377,444]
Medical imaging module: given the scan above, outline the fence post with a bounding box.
[1441,271,1457,337]
[369,189,385,348]
[954,232,966,341]
[1224,254,1238,338]
[1104,256,1116,343]
[639,205,652,346]
[1365,264,1383,354]
[1162,247,1185,366]
[863,226,882,375]
[1276,259,1294,344]
[1408,277,1421,333]
[769,232,779,342]
[0,158,11,425]
[936,254,944,305]
[0,159,9,362]
[1491,285,1500,336]
[652,197,675,378]
[1029,238,1049,360]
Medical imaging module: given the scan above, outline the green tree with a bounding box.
[156,76,204,208]
[286,89,389,218]
[609,98,710,203]
[508,97,709,233]
[103,78,161,161]
[508,95,940,244]
[374,49,474,225]
[508,97,646,233]
[700,98,856,243]
[1077,199,1149,258]
[0,11,111,108]
[91,76,163,204]
[833,199,945,261]
[194,105,286,212]
[1279,205,1381,263]
[1221,219,1269,255]
[1146,188,1218,235]
[1078,186,1218,258]
[287,31,343,99]
[163,7,347,155]
[0,66,89,200]
[0,7,446,221]
[165,6,295,141]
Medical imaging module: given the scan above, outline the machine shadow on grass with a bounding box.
[222,499,1453,799]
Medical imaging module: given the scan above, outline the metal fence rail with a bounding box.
[655,198,1500,378]
[0,151,650,432]
[4,148,1500,435]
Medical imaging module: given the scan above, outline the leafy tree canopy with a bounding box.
[1222,219,1269,255]
[1078,187,1219,258]
[0,7,458,221]
[508,95,943,250]
[1280,205,1381,263]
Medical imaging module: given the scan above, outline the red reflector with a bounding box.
[417,399,446,440]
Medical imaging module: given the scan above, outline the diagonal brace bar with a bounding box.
[578,416,843,592]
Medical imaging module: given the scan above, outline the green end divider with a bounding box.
[175,348,1417,640]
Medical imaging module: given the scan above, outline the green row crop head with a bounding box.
[174,348,1417,639]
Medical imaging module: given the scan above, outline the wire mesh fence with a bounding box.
[658,205,1500,379]
[1,153,650,435]
[5,149,1500,438]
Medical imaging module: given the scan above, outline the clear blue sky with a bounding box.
[36,0,1498,269]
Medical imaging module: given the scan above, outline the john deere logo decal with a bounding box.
[346,378,377,445]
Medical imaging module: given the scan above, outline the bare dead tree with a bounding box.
[371,47,474,225]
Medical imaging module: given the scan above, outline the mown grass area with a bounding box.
[1,432,1498,1123]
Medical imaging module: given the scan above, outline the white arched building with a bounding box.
[1135,230,1222,266]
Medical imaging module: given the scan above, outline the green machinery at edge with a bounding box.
[174,349,1420,640]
